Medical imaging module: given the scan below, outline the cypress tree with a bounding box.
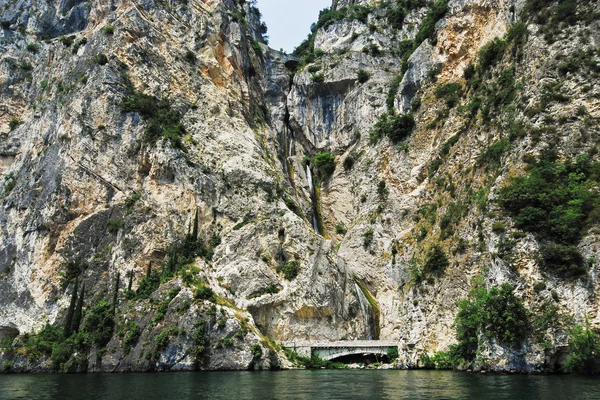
[113,272,120,312]
[127,270,134,291]
[72,282,85,333]
[64,277,78,338]
[146,261,152,278]
[192,209,199,241]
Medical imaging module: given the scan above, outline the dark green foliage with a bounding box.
[429,158,443,176]
[26,43,39,53]
[72,283,85,334]
[59,259,87,289]
[194,285,216,302]
[557,49,600,77]
[440,134,460,156]
[311,73,325,83]
[121,89,186,150]
[371,112,415,143]
[277,260,300,280]
[454,281,529,362]
[135,269,161,300]
[497,152,600,277]
[565,324,600,374]
[435,82,463,108]
[387,347,399,361]
[0,20,10,30]
[554,0,578,25]
[415,0,449,45]
[60,35,75,47]
[135,231,221,299]
[102,25,114,35]
[107,219,125,233]
[313,152,336,177]
[8,118,21,131]
[191,319,208,363]
[477,37,507,73]
[357,69,371,83]
[251,344,263,361]
[63,279,78,338]
[72,38,87,54]
[95,54,108,65]
[81,300,115,347]
[248,283,281,299]
[121,322,141,353]
[125,193,141,215]
[335,222,348,235]
[363,229,374,248]
[477,139,509,168]
[293,5,375,61]
[112,272,120,311]
[506,22,528,48]
[539,243,586,278]
[24,324,63,359]
[387,4,406,30]
[377,180,388,199]
[423,245,448,274]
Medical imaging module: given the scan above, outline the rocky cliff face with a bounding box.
[1,0,599,373]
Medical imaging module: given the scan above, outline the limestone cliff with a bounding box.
[0,0,599,373]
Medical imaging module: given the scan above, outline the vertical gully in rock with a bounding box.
[277,61,324,237]
[305,165,320,234]
[353,279,381,340]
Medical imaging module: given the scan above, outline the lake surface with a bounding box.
[1,370,600,399]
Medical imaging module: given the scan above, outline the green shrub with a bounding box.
[477,139,509,167]
[313,152,336,177]
[251,344,263,360]
[538,243,586,278]
[497,152,600,277]
[387,346,399,361]
[26,43,39,53]
[477,37,507,72]
[415,0,449,45]
[363,229,374,248]
[125,193,141,214]
[2,361,12,372]
[423,245,448,274]
[121,89,186,150]
[386,74,404,112]
[8,118,21,131]
[335,222,347,235]
[387,4,405,30]
[357,69,371,83]
[195,285,216,302]
[96,54,108,65]
[103,25,114,35]
[311,73,325,83]
[435,82,463,108]
[454,281,529,362]
[277,260,300,280]
[121,322,141,353]
[107,219,125,233]
[0,20,10,30]
[371,112,415,143]
[81,300,115,347]
[60,35,75,47]
[565,324,600,374]
[377,180,388,199]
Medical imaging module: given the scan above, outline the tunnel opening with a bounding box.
[328,353,391,365]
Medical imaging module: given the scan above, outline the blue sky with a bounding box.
[256,0,332,53]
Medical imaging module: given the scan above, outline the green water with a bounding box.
[1,370,599,399]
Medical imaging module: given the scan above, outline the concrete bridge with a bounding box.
[282,341,400,361]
